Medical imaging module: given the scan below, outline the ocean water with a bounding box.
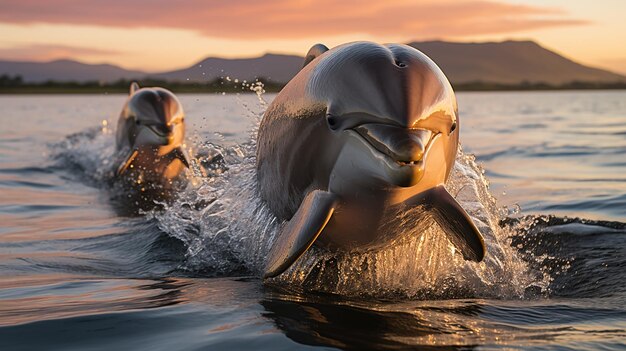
[0,91,625,350]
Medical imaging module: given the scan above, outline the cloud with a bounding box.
[0,44,120,61]
[0,0,586,40]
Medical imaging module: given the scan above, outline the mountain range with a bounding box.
[1,40,624,85]
[0,59,145,83]
[411,40,624,85]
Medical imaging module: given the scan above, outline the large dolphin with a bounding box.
[257,42,485,278]
[114,82,190,187]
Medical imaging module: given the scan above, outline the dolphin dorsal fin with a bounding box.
[302,44,329,68]
[130,82,140,95]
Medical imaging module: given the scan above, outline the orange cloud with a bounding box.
[0,44,119,62]
[0,0,586,39]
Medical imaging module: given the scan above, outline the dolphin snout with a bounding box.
[354,124,432,164]
[134,123,178,147]
[148,123,173,137]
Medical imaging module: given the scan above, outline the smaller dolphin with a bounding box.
[114,82,190,189]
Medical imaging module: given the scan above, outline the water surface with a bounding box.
[1,91,625,350]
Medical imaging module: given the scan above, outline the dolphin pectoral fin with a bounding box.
[116,149,139,176]
[409,185,486,262]
[170,147,191,168]
[264,190,338,279]
[302,44,329,68]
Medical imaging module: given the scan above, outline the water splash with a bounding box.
[49,124,117,185]
[154,86,274,275]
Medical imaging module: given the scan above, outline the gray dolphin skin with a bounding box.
[257,42,486,278]
[115,82,190,184]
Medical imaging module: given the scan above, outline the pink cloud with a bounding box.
[0,0,586,39]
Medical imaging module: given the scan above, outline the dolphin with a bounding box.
[114,82,190,186]
[257,42,485,278]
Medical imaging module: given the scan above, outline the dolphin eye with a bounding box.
[326,115,338,130]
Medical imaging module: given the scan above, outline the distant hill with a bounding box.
[408,40,625,85]
[1,40,624,86]
[154,40,624,85]
[0,59,146,83]
[151,53,303,83]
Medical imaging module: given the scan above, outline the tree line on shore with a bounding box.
[2,74,626,94]
[0,75,283,94]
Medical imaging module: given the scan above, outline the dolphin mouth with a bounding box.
[133,122,181,152]
[396,160,421,166]
[147,124,173,139]
[353,124,437,167]
[142,124,176,145]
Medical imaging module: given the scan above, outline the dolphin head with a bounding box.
[118,82,185,154]
[307,42,458,192]
[114,83,190,178]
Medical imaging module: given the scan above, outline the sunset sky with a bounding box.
[0,0,624,74]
